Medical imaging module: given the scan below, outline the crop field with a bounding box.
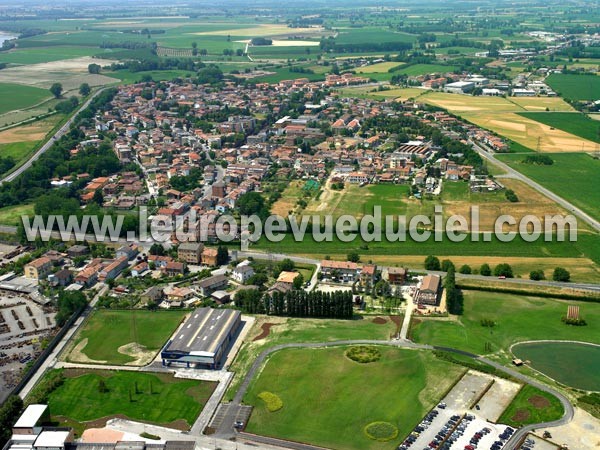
[420,92,521,112]
[0,46,111,65]
[395,64,457,76]
[518,112,600,143]
[67,310,186,366]
[47,369,216,430]
[244,347,464,450]
[546,73,600,101]
[496,152,600,222]
[355,62,405,73]
[410,291,600,356]
[0,57,118,90]
[336,86,426,101]
[0,83,50,115]
[334,28,416,45]
[508,96,575,112]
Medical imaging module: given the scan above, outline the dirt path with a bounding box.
[253,323,276,341]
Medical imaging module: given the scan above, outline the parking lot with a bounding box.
[0,293,56,402]
[398,371,520,450]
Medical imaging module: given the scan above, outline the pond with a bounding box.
[512,341,600,391]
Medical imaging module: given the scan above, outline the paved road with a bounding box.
[470,140,600,233]
[220,339,574,450]
[0,88,107,185]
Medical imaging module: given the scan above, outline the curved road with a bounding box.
[223,339,574,450]
[0,88,107,185]
[470,140,600,233]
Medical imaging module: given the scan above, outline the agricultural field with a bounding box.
[410,291,600,356]
[0,46,111,65]
[518,112,600,143]
[47,369,216,431]
[244,346,464,450]
[0,83,51,115]
[67,310,186,366]
[395,63,457,76]
[546,73,600,101]
[336,86,426,101]
[496,152,600,222]
[416,92,596,152]
[355,61,405,73]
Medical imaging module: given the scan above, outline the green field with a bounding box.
[0,203,34,226]
[396,63,457,76]
[518,112,600,143]
[546,73,600,101]
[0,83,50,115]
[244,347,465,450]
[0,46,110,65]
[497,385,565,427]
[411,291,600,356]
[496,152,600,222]
[48,369,215,429]
[512,342,600,391]
[68,310,186,365]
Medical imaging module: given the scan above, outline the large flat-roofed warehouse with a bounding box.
[161,307,241,369]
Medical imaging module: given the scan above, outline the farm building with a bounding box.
[161,307,241,369]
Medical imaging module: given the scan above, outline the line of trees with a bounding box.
[444,262,464,315]
[235,289,353,319]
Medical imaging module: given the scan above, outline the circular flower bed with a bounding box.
[345,345,382,363]
[363,421,399,441]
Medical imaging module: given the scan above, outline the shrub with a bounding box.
[480,263,491,276]
[258,391,284,412]
[364,421,399,441]
[561,317,587,326]
[529,270,545,281]
[345,345,381,363]
[140,433,160,440]
[458,264,472,274]
[553,267,571,282]
[494,263,514,278]
[424,255,441,271]
[480,318,496,328]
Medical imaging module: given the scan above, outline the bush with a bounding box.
[345,345,381,363]
[140,433,160,440]
[561,316,587,326]
[480,318,496,328]
[258,391,284,412]
[441,259,454,272]
[505,189,519,202]
[494,263,514,278]
[479,263,491,276]
[424,255,441,271]
[553,267,571,282]
[522,154,554,165]
[364,421,399,442]
[458,264,472,274]
[529,270,545,281]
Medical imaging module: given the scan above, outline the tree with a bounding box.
[88,63,101,74]
[92,188,104,206]
[441,259,454,272]
[279,258,295,272]
[458,264,472,274]
[553,267,571,282]
[529,269,545,281]
[0,395,23,448]
[79,83,91,96]
[216,245,229,265]
[149,243,165,256]
[494,263,514,278]
[98,379,109,393]
[293,273,304,290]
[50,82,63,98]
[479,263,492,276]
[424,255,441,271]
[347,252,360,263]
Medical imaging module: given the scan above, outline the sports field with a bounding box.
[496,152,600,222]
[518,112,600,143]
[244,346,465,450]
[47,369,216,430]
[0,83,50,115]
[546,73,600,101]
[410,291,600,356]
[67,310,186,366]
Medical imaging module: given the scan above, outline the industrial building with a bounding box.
[160,307,241,369]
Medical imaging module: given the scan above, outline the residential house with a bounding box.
[197,274,229,297]
[417,274,441,305]
[320,260,360,282]
[231,265,255,284]
[177,242,204,265]
[386,267,407,285]
[24,257,53,280]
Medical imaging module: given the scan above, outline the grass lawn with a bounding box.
[496,152,600,222]
[225,315,401,401]
[0,83,50,115]
[518,112,600,143]
[0,204,34,226]
[546,73,600,101]
[410,291,600,356]
[244,347,464,450]
[68,310,186,365]
[47,369,216,430]
[497,385,564,427]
